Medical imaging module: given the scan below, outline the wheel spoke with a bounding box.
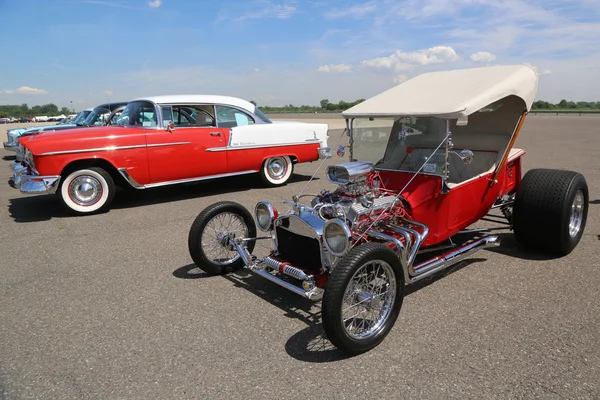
[339,259,397,340]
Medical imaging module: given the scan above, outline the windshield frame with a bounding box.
[348,116,452,180]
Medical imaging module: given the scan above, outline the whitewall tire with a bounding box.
[58,167,115,215]
[260,156,293,187]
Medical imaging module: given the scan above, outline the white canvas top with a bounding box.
[342,65,538,119]
[132,95,257,114]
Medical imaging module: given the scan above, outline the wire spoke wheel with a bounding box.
[341,260,396,340]
[200,212,248,265]
[188,201,257,275]
[322,243,403,355]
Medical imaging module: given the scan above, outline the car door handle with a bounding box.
[210,131,221,137]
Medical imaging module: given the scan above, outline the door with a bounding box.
[146,105,229,184]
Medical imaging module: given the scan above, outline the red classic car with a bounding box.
[187,65,589,355]
[9,95,330,215]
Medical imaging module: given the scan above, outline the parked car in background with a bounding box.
[187,65,589,355]
[10,95,329,214]
[4,102,127,153]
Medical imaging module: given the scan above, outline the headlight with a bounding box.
[24,148,35,169]
[255,201,276,231]
[323,219,351,256]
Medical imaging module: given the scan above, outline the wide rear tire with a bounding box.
[513,168,588,256]
[322,243,404,355]
[188,201,256,275]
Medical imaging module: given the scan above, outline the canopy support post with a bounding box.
[489,110,528,187]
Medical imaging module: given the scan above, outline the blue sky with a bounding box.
[0,0,599,109]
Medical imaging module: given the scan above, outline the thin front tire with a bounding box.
[188,201,257,275]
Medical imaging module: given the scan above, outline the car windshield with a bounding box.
[71,110,92,125]
[83,107,112,126]
[114,101,158,127]
[352,116,449,174]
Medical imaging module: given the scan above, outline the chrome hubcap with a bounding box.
[69,176,102,206]
[569,190,584,237]
[267,157,287,179]
[341,260,396,340]
[201,213,248,265]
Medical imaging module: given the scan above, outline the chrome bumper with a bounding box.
[318,146,332,159]
[3,141,17,152]
[9,161,61,194]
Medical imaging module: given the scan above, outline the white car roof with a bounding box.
[132,95,257,114]
[342,64,538,119]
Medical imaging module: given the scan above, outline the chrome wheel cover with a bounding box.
[266,157,287,179]
[569,190,584,237]
[201,212,248,265]
[68,176,103,206]
[341,260,397,340]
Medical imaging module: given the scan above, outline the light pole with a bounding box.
[70,100,73,114]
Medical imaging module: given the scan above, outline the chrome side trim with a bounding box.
[117,168,258,189]
[143,170,257,188]
[206,141,320,152]
[117,168,144,189]
[146,141,191,148]
[40,144,146,156]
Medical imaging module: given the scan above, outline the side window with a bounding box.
[161,106,173,123]
[108,110,123,125]
[168,105,215,127]
[216,106,255,128]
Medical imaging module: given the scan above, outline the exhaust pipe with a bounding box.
[408,236,500,283]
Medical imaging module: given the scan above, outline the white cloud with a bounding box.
[318,64,353,73]
[361,46,460,72]
[470,51,496,64]
[3,86,48,95]
[524,63,552,77]
[235,1,297,21]
[252,67,260,73]
[148,0,161,7]
[325,2,377,19]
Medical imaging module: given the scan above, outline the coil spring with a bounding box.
[500,203,513,222]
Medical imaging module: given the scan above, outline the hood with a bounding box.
[24,126,132,155]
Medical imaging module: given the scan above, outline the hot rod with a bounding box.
[187,65,589,355]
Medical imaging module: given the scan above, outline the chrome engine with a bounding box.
[310,161,404,227]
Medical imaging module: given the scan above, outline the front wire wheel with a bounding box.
[188,201,257,275]
[322,243,404,355]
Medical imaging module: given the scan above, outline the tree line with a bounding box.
[2,98,599,118]
[532,100,600,110]
[252,99,366,113]
[0,103,71,118]
[254,98,600,113]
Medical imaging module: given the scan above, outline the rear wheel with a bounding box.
[260,156,293,187]
[188,201,256,275]
[58,167,115,215]
[513,168,588,256]
[322,243,404,355]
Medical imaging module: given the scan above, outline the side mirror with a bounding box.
[164,120,175,132]
[336,145,346,157]
[457,149,474,164]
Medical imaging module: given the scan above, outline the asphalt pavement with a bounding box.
[0,115,598,399]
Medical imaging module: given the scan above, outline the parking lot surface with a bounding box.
[1,115,598,399]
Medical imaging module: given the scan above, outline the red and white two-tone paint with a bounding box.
[9,95,330,215]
